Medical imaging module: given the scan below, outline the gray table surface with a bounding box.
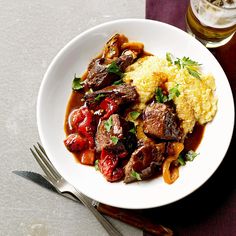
[0,0,145,235]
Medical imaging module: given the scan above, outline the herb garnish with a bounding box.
[104,116,113,132]
[155,87,168,103]
[178,154,186,166]
[94,93,106,101]
[186,150,199,161]
[113,78,124,85]
[131,169,142,181]
[168,84,180,100]
[130,111,141,120]
[72,74,84,91]
[94,160,99,171]
[178,150,199,166]
[129,126,136,134]
[166,52,174,65]
[166,52,202,79]
[175,57,201,79]
[107,61,123,77]
[155,84,180,103]
[111,136,119,145]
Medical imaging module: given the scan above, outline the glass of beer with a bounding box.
[186,0,236,48]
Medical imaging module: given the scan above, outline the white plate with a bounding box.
[37,19,234,209]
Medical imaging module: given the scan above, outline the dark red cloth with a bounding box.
[145,0,236,235]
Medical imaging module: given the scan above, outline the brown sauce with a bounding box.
[64,91,84,136]
[64,90,87,163]
[184,123,205,152]
[64,48,205,164]
[64,88,205,164]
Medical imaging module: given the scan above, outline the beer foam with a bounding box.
[191,0,236,28]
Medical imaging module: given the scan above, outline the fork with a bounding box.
[30,143,123,236]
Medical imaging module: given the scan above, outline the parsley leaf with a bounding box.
[113,78,124,85]
[166,53,202,79]
[94,160,99,171]
[174,56,201,79]
[104,116,113,132]
[94,93,106,101]
[187,67,201,79]
[178,154,186,166]
[168,84,180,100]
[178,150,199,166]
[131,169,142,181]
[155,85,180,103]
[107,61,123,77]
[166,52,174,65]
[186,150,199,161]
[111,136,119,145]
[155,87,168,103]
[130,111,141,120]
[72,74,84,91]
[129,126,136,134]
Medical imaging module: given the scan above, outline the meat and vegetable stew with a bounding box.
[64,34,217,184]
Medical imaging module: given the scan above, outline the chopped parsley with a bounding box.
[166,52,174,65]
[94,93,106,101]
[72,74,84,91]
[104,116,113,132]
[178,150,199,166]
[113,78,124,85]
[131,169,142,181]
[111,136,119,145]
[129,126,136,134]
[94,160,99,171]
[186,150,199,161]
[166,52,202,79]
[107,61,123,77]
[174,57,201,79]
[155,87,168,103]
[168,84,180,100]
[155,84,180,103]
[178,154,186,166]
[130,111,141,120]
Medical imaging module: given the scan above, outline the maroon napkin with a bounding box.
[145,0,236,235]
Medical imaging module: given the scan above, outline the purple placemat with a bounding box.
[145,0,236,235]
[146,0,188,30]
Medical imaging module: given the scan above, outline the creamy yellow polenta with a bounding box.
[123,55,217,135]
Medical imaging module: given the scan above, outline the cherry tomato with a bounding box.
[68,106,94,148]
[100,98,118,120]
[98,149,124,182]
[64,133,88,152]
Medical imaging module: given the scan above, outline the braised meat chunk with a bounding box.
[102,33,128,60]
[84,52,138,91]
[124,142,166,183]
[143,103,182,141]
[84,58,117,91]
[84,33,141,91]
[85,84,139,110]
[95,114,136,156]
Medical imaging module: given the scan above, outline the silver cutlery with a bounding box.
[30,142,123,236]
[13,170,173,236]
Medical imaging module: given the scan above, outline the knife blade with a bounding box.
[13,170,173,236]
[12,170,79,202]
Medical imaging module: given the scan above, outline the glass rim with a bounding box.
[201,0,236,11]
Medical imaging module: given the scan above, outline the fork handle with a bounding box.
[68,187,123,236]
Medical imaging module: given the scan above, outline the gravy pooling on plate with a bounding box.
[64,34,217,184]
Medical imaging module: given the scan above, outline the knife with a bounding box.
[13,170,173,236]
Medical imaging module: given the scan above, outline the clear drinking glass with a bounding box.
[186,0,236,48]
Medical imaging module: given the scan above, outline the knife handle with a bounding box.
[96,203,173,236]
